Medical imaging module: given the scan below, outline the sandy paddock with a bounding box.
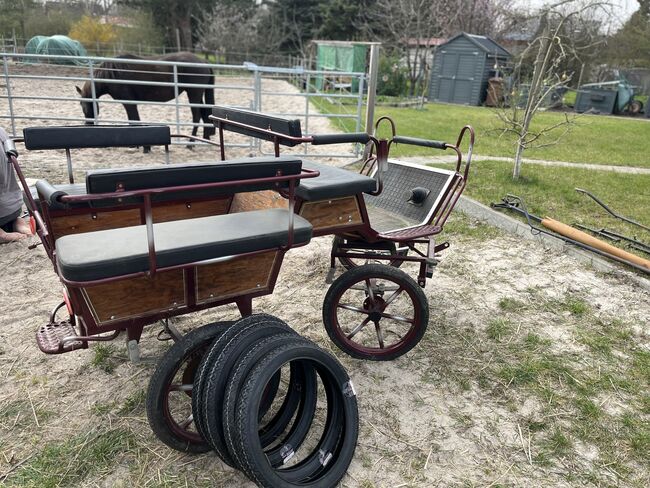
[0,63,648,487]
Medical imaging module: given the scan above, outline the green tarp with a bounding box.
[25,35,88,65]
[315,43,367,92]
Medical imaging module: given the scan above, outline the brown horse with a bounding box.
[76,52,216,151]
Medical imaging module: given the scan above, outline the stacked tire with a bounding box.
[146,314,359,488]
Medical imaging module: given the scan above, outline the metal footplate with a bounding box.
[36,320,87,354]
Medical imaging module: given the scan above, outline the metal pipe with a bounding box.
[2,56,16,136]
[575,188,650,232]
[172,65,180,134]
[89,63,97,125]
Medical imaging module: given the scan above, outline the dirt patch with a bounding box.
[1,224,648,487]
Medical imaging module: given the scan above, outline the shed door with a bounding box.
[437,51,478,104]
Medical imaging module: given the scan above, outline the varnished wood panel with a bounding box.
[50,209,141,239]
[82,270,185,323]
[196,251,277,303]
[299,197,362,231]
[152,199,230,223]
[230,190,288,213]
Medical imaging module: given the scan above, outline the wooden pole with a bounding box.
[541,217,650,270]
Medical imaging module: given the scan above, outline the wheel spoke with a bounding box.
[337,303,370,315]
[383,286,404,307]
[364,279,376,305]
[347,317,372,339]
[374,322,385,349]
[379,311,414,324]
[169,383,193,392]
[178,414,194,430]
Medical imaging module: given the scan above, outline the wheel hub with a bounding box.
[363,296,386,322]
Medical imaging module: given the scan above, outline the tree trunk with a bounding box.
[513,141,525,179]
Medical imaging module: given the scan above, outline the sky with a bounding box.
[515,0,640,30]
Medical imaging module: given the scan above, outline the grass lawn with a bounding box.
[452,160,650,238]
[315,98,650,167]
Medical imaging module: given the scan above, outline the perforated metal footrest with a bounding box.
[36,321,87,354]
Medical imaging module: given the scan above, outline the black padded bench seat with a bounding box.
[28,156,304,210]
[294,161,376,201]
[55,209,312,282]
[23,125,171,150]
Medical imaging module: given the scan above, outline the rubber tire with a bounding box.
[198,315,296,466]
[192,313,287,446]
[230,340,359,487]
[146,321,232,453]
[221,334,318,471]
[323,264,429,361]
[332,236,407,270]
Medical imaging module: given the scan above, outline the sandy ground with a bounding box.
[0,64,649,487]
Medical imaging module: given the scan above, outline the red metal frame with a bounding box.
[210,112,475,288]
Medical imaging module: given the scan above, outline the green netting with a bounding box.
[25,35,88,65]
[315,43,367,92]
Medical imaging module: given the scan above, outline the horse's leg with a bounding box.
[124,104,150,153]
[187,90,203,150]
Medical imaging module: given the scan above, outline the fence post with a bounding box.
[304,73,311,155]
[253,68,262,112]
[173,64,181,134]
[89,63,98,125]
[355,74,365,156]
[2,56,16,136]
[364,43,380,134]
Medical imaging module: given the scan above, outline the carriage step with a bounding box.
[36,320,88,354]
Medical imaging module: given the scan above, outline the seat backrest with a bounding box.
[85,156,302,205]
[212,106,303,147]
[23,125,171,150]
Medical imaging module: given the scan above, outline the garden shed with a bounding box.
[428,32,510,105]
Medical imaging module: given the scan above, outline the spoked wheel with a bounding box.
[146,322,231,453]
[323,264,428,360]
[332,236,408,270]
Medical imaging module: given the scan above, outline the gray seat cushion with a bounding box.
[296,161,377,201]
[55,209,312,282]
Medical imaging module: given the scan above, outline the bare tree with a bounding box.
[198,3,271,62]
[366,0,443,97]
[494,0,610,179]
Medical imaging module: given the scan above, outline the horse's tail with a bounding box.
[202,72,216,137]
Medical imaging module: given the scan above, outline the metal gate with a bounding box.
[1,53,368,159]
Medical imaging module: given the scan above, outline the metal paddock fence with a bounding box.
[0,52,372,159]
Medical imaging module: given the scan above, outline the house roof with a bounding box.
[441,32,511,58]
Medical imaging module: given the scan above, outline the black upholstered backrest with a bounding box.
[86,156,302,202]
[23,125,171,150]
[212,106,303,147]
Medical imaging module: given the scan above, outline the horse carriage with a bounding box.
[4,107,473,475]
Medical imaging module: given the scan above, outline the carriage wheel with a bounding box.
[322,264,428,361]
[146,322,230,453]
[332,236,407,270]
